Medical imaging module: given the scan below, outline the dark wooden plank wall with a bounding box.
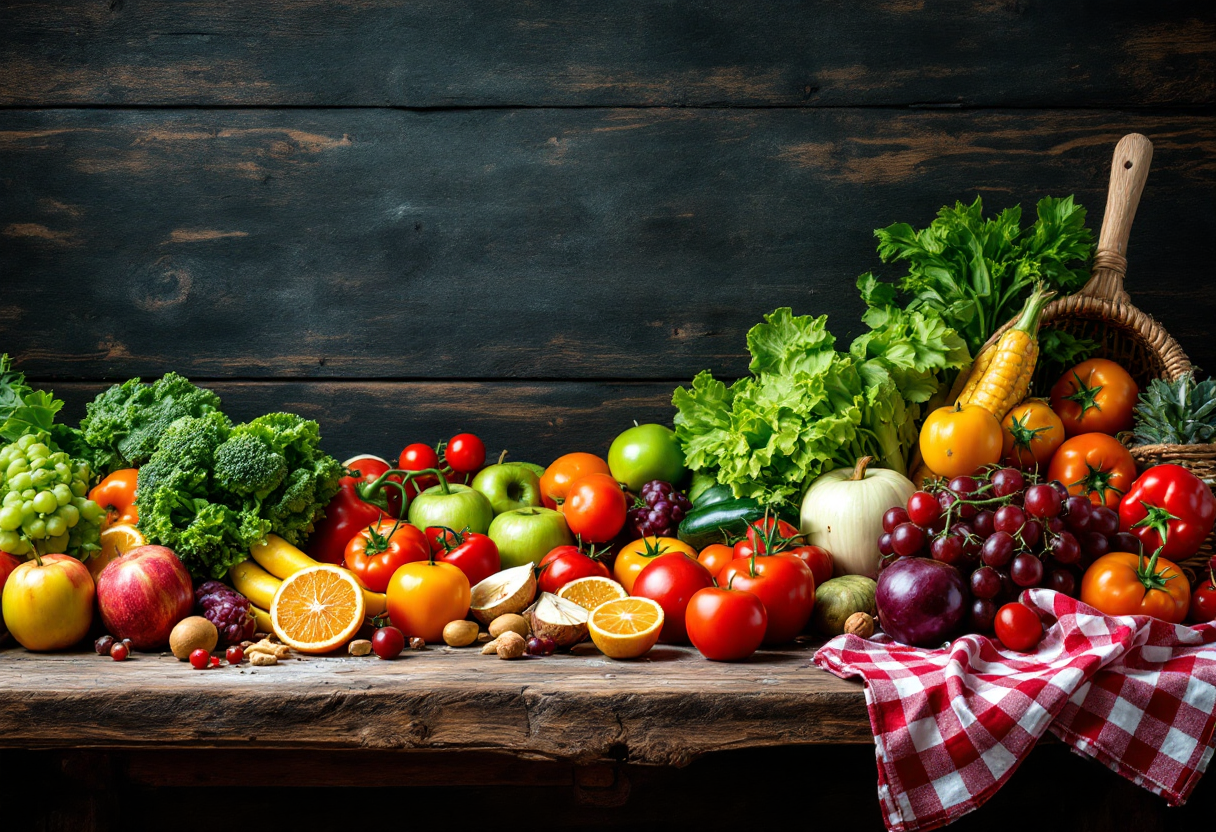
[1,2,1214,464]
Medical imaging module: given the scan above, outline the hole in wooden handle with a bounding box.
[1124,160,1133,169]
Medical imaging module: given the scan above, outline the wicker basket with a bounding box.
[987,134,1210,581]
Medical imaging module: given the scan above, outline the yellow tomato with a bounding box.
[613,536,698,594]
[2,554,94,651]
[1001,399,1065,470]
[919,404,1003,479]
[386,560,470,643]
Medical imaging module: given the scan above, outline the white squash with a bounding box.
[800,456,915,579]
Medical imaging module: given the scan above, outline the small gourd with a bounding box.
[812,575,878,636]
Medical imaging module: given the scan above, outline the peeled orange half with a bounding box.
[588,597,664,660]
[270,565,365,653]
[558,576,627,611]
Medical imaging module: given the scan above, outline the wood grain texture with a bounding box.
[1,1,1212,107]
[0,643,871,762]
[3,109,1214,381]
[49,380,677,464]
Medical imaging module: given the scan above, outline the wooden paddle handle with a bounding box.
[1080,133,1153,302]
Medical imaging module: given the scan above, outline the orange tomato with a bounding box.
[1046,432,1137,508]
[1050,358,1138,437]
[385,559,471,643]
[560,473,627,543]
[1081,550,1190,624]
[1001,399,1065,470]
[918,403,1003,479]
[613,536,698,594]
[697,543,735,579]
[539,453,610,509]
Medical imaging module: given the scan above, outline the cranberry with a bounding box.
[226,645,245,665]
[189,649,211,670]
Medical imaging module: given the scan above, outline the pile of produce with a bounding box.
[0,192,1213,670]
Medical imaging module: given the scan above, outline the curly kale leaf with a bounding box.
[80,373,223,474]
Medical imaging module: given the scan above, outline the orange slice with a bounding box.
[558,576,627,611]
[91,523,145,581]
[587,597,664,660]
[269,565,365,653]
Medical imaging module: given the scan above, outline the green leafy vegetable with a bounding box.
[1132,373,1216,446]
[79,373,224,475]
[672,306,967,504]
[0,355,65,444]
[862,195,1093,357]
[136,411,343,578]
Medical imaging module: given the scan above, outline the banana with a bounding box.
[250,534,317,580]
[251,533,390,618]
[229,559,282,610]
[250,604,274,634]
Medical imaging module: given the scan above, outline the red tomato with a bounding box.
[537,544,611,594]
[994,602,1044,652]
[1047,433,1138,509]
[561,473,627,543]
[1118,464,1216,561]
[446,433,486,474]
[344,520,431,593]
[717,555,815,644]
[344,454,404,519]
[697,544,735,579]
[539,453,610,509]
[685,587,767,661]
[1050,358,1138,437]
[632,553,715,644]
[1190,564,1216,624]
[782,545,833,589]
[745,518,801,554]
[732,539,756,560]
[399,443,440,498]
[427,527,500,588]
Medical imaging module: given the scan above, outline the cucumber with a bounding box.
[677,498,800,550]
[691,482,734,509]
[686,470,719,505]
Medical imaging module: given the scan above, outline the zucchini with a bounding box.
[677,498,800,550]
[691,483,734,509]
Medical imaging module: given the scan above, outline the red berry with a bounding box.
[189,649,211,670]
[209,656,221,667]
[109,642,129,662]
[226,645,244,665]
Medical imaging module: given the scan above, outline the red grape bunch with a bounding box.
[878,467,1138,635]
[626,480,693,539]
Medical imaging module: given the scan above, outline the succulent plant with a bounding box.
[1132,373,1216,446]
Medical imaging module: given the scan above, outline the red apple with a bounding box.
[96,545,193,650]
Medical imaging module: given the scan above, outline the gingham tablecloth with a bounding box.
[813,589,1216,832]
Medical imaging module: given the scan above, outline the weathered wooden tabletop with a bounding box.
[0,642,869,763]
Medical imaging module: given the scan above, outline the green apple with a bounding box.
[407,483,493,535]
[471,463,543,515]
[488,507,573,570]
[515,462,546,479]
[608,423,686,492]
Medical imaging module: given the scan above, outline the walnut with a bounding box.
[844,612,875,638]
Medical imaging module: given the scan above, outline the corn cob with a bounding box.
[954,286,1054,421]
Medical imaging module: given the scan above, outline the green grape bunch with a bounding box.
[0,433,105,559]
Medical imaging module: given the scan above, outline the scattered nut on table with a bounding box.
[495,631,526,659]
[348,639,373,656]
[409,637,426,650]
[489,613,530,639]
[844,612,875,638]
[443,620,479,647]
[250,652,278,667]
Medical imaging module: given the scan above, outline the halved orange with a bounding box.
[270,565,365,653]
[558,576,627,611]
[587,597,664,660]
[91,523,145,581]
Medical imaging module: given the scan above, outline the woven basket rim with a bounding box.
[1127,442,1216,455]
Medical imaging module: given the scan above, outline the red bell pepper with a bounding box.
[307,456,410,564]
[1119,464,1216,560]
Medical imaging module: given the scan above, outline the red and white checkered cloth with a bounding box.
[813,589,1216,832]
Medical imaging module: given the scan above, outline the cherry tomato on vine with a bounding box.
[745,517,800,555]
[994,602,1044,652]
[345,519,431,593]
[560,473,627,543]
[686,586,767,661]
[399,443,440,497]
[537,544,611,594]
[426,527,500,588]
[446,433,486,475]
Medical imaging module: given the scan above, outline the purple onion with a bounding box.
[876,557,968,647]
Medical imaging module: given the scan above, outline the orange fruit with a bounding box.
[91,524,145,581]
[270,565,365,653]
[558,576,627,611]
[587,597,664,660]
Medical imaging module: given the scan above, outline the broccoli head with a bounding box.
[214,433,288,499]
